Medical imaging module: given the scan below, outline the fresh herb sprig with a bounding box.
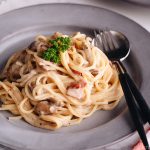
[42,36,70,63]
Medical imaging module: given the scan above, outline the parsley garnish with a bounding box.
[42,36,70,63]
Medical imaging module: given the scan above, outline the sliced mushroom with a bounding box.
[35,101,50,115]
[90,69,99,76]
[0,99,3,107]
[28,41,37,52]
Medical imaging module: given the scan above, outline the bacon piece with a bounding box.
[67,80,86,99]
[51,32,62,39]
[68,80,87,89]
[67,88,84,99]
[72,69,82,76]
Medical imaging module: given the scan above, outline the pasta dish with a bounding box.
[0,32,123,130]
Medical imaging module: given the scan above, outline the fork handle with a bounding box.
[119,73,149,149]
[124,72,150,124]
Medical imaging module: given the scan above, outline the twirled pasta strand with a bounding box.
[0,32,123,130]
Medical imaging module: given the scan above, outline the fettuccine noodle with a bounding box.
[0,32,123,130]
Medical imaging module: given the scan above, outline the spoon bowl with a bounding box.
[106,31,130,61]
[94,30,130,61]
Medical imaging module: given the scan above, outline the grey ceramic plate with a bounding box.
[125,0,150,5]
[0,3,150,150]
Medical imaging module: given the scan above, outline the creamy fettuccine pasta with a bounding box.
[0,32,123,130]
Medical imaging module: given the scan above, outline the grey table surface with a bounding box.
[0,0,150,149]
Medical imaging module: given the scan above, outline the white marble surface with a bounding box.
[0,0,150,149]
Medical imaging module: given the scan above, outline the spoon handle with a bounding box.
[119,73,149,149]
[124,72,150,124]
